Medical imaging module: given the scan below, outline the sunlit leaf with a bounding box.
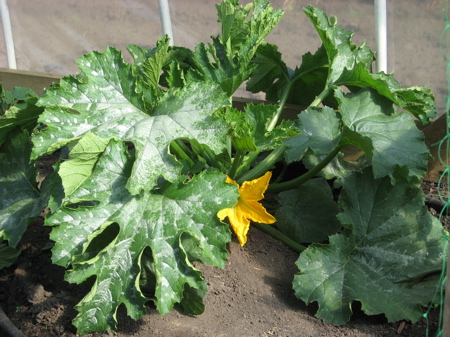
[46,138,238,334]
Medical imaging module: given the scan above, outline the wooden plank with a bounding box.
[0,68,62,95]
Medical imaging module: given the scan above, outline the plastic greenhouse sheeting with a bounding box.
[0,0,445,108]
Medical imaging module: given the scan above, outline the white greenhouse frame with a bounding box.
[0,0,388,72]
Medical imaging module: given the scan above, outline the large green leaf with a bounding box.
[124,82,230,194]
[32,47,231,194]
[275,178,341,243]
[293,169,444,325]
[284,106,341,163]
[336,87,429,184]
[0,130,49,248]
[45,138,238,334]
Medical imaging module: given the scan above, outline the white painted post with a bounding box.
[374,0,387,73]
[158,0,174,46]
[0,0,16,69]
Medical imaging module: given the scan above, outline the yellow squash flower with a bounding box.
[217,171,276,246]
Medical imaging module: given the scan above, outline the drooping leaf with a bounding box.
[336,63,435,124]
[303,5,434,124]
[32,47,231,194]
[335,87,429,184]
[293,169,444,325]
[275,177,341,243]
[45,138,238,334]
[248,42,330,106]
[0,130,49,247]
[0,86,43,147]
[246,42,289,96]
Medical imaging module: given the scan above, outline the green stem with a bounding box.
[228,150,244,180]
[267,81,294,132]
[237,81,295,182]
[234,151,259,179]
[267,145,341,193]
[309,85,334,108]
[237,144,286,184]
[253,223,306,253]
[170,140,196,168]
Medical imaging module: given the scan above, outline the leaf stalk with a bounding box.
[252,222,306,253]
[267,145,341,193]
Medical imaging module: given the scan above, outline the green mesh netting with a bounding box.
[424,2,450,336]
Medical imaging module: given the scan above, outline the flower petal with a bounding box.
[218,171,276,246]
[239,171,272,201]
[218,205,250,246]
[237,199,276,225]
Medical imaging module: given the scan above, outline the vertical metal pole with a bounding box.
[0,0,16,69]
[374,0,387,73]
[158,0,174,46]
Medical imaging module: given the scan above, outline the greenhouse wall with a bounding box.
[0,0,445,113]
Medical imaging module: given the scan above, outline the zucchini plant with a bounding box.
[0,0,444,334]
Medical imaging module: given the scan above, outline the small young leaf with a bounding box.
[192,0,283,96]
[216,103,294,153]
